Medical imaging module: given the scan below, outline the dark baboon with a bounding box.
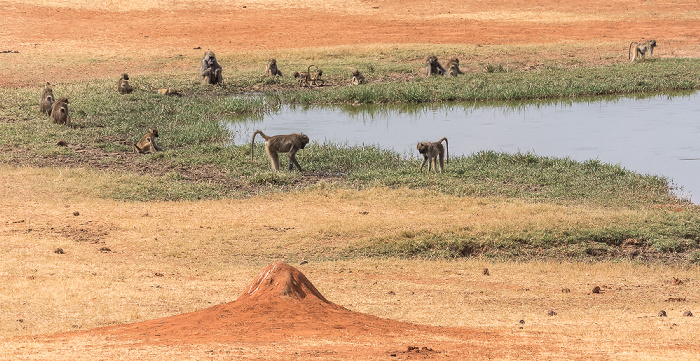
[293,65,323,87]
[425,55,446,76]
[445,58,465,77]
[351,69,365,85]
[117,73,134,94]
[200,50,223,85]
[40,82,54,115]
[629,39,657,62]
[266,58,283,76]
[250,130,310,171]
[417,137,448,173]
[133,128,163,154]
[50,98,70,126]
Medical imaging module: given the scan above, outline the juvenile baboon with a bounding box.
[293,65,323,87]
[629,39,657,62]
[158,88,182,96]
[200,50,223,85]
[132,128,163,154]
[117,73,134,94]
[417,137,448,173]
[250,130,309,171]
[39,82,54,115]
[445,58,465,77]
[50,98,70,126]
[425,55,446,76]
[266,58,283,76]
[351,69,365,85]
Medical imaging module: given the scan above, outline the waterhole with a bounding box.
[229,92,700,202]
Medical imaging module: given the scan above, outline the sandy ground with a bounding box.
[1,0,700,359]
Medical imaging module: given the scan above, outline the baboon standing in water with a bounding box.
[351,69,365,85]
[117,73,134,94]
[250,130,310,171]
[200,50,223,85]
[425,55,446,76]
[132,128,163,154]
[417,137,448,173]
[50,98,70,126]
[445,58,465,77]
[39,82,54,115]
[266,58,283,76]
[629,39,657,62]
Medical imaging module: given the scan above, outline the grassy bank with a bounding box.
[1,50,699,263]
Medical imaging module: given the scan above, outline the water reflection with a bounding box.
[228,92,700,202]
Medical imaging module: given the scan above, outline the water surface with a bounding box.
[229,92,700,202]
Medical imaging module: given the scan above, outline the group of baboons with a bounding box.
[39,41,656,171]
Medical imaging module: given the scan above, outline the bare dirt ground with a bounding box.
[1,0,700,360]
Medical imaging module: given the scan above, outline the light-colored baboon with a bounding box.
[351,69,365,85]
[40,82,54,115]
[629,39,657,62]
[50,98,70,126]
[117,73,134,94]
[417,137,448,173]
[293,65,323,87]
[266,58,283,76]
[425,55,446,76]
[158,88,182,96]
[250,130,310,171]
[200,50,223,85]
[445,58,464,77]
[132,128,163,154]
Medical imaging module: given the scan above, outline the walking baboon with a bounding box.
[117,73,134,94]
[417,137,448,173]
[40,82,54,115]
[629,39,657,62]
[351,69,365,85]
[266,58,283,76]
[445,58,464,77]
[50,98,70,126]
[200,50,223,85]
[133,128,163,154]
[425,55,446,76]
[293,65,323,87]
[250,130,309,171]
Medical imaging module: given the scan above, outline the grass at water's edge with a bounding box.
[1,53,699,263]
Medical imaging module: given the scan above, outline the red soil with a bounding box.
[83,262,496,358]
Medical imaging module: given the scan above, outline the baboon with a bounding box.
[200,50,223,85]
[658,310,667,317]
[250,130,309,171]
[50,98,70,126]
[158,88,182,96]
[629,39,657,62]
[445,58,465,77]
[265,58,283,76]
[425,55,446,76]
[417,137,448,173]
[293,65,323,87]
[132,128,163,154]
[117,73,134,94]
[482,267,489,276]
[39,82,54,115]
[351,69,365,85]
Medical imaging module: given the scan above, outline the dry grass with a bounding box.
[1,165,699,360]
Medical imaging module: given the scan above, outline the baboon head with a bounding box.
[204,51,217,66]
[416,142,430,154]
[121,73,129,81]
[352,69,360,76]
[299,134,310,149]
